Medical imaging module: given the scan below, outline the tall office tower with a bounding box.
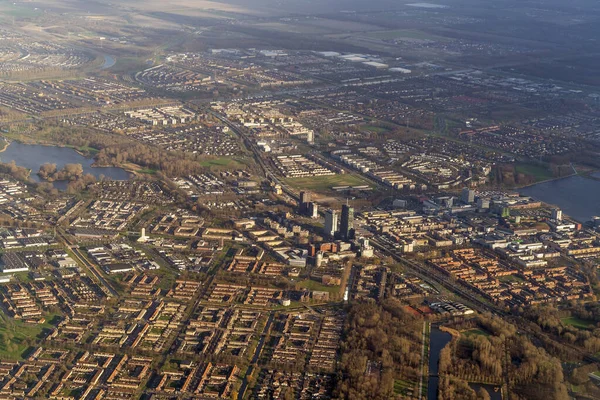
[324,209,338,237]
[461,187,475,204]
[308,202,319,219]
[299,191,311,214]
[340,204,354,240]
[552,208,563,222]
[300,191,311,205]
[306,130,315,144]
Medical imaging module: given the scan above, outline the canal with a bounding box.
[427,326,501,400]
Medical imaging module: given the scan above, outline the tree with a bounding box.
[38,163,57,180]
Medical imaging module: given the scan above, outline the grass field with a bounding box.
[0,1,43,19]
[70,145,99,156]
[462,328,491,338]
[394,379,416,396]
[561,317,596,330]
[498,275,525,284]
[284,174,370,191]
[0,312,59,360]
[138,168,158,175]
[515,163,553,182]
[296,279,340,295]
[366,29,445,41]
[198,157,244,169]
[362,125,392,134]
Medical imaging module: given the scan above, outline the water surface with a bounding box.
[520,175,600,222]
[427,327,452,400]
[1,141,130,189]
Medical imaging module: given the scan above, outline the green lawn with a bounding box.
[462,328,491,338]
[366,29,446,41]
[562,317,596,330]
[0,312,59,361]
[498,274,525,284]
[68,145,99,156]
[198,157,244,169]
[362,125,391,134]
[0,1,43,19]
[394,379,416,395]
[515,163,553,182]
[284,174,371,191]
[296,279,340,295]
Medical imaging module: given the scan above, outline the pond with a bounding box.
[0,141,131,190]
[101,54,116,69]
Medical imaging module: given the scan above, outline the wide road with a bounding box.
[206,109,300,202]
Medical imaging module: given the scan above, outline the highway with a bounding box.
[206,109,300,202]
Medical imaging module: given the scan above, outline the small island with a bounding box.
[38,163,84,182]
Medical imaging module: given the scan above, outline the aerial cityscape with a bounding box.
[0,0,599,399]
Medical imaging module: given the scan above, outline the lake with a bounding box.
[101,54,116,70]
[519,175,600,222]
[0,141,131,190]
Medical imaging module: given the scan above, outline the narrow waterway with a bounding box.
[427,326,452,399]
[426,326,502,400]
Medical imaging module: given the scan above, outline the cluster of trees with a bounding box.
[438,313,569,400]
[568,363,600,398]
[524,304,600,353]
[0,161,30,181]
[548,149,600,170]
[508,336,568,400]
[64,174,98,194]
[33,124,207,177]
[38,163,84,181]
[438,376,490,400]
[489,164,539,187]
[333,300,422,400]
[439,333,503,380]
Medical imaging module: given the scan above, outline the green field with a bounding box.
[515,163,553,182]
[394,379,416,396]
[362,125,392,134]
[366,29,446,41]
[284,174,370,191]
[561,317,596,330]
[0,313,59,360]
[69,145,99,156]
[296,279,340,295]
[0,1,43,19]
[198,157,244,169]
[462,328,491,338]
[498,275,525,284]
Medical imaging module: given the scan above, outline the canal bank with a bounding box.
[426,325,502,400]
